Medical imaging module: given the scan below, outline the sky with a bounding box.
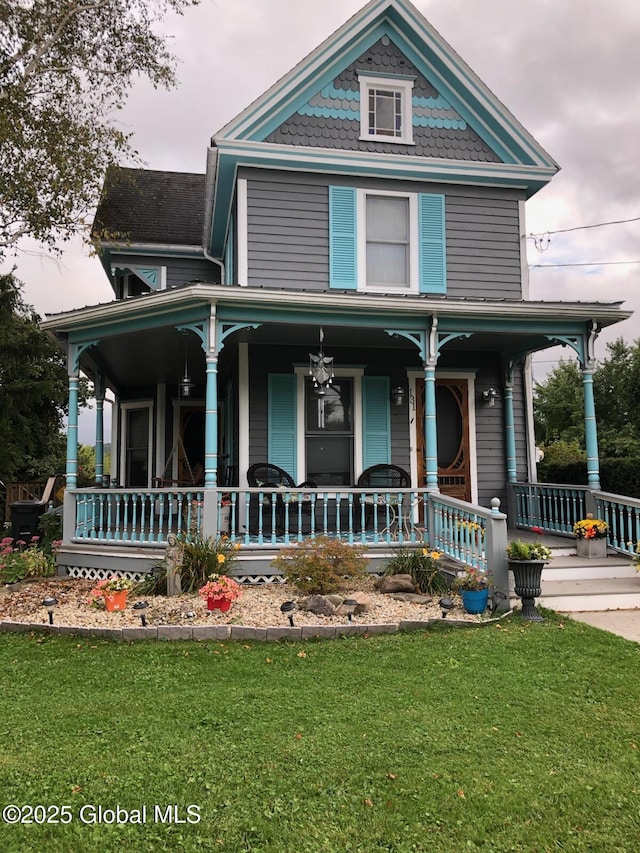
[4,0,640,438]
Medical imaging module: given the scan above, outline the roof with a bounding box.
[92,168,205,247]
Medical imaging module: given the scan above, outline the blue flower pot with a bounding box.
[460,587,489,614]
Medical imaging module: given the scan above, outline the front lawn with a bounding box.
[0,615,639,852]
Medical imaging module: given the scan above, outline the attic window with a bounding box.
[358,74,414,145]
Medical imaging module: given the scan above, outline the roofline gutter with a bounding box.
[41,282,632,331]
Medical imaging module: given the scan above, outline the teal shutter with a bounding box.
[329,186,357,289]
[418,193,446,294]
[362,376,390,468]
[268,374,297,480]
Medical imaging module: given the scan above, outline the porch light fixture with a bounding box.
[179,333,195,398]
[391,386,407,406]
[309,327,334,396]
[280,600,296,627]
[482,387,498,407]
[133,600,149,627]
[42,595,58,625]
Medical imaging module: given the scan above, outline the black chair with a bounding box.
[246,464,317,532]
[356,464,411,530]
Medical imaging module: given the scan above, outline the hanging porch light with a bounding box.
[179,336,195,398]
[308,327,334,396]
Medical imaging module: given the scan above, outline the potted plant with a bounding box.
[573,514,609,559]
[506,530,552,621]
[453,566,490,614]
[198,573,241,612]
[89,576,133,611]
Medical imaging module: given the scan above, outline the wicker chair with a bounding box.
[356,464,411,530]
[246,464,317,532]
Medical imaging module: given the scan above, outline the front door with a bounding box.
[415,378,471,501]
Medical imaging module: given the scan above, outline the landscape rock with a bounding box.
[300,594,336,616]
[387,592,433,604]
[374,574,416,594]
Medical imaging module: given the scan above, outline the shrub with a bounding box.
[272,536,368,594]
[384,546,449,595]
[176,533,241,593]
[0,536,56,584]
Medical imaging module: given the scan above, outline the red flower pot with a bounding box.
[207,596,232,612]
[104,590,128,612]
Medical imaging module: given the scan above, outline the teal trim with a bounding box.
[68,305,210,343]
[362,376,391,467]
[582,370,601,489]
[268,375,297,479]
[418,193,446,294]
[504,386,517,483]
[424,365,438,489]
[298,105,360,121]
[329,186,358,289]
[132,267,160,289]
[413,116,466,130]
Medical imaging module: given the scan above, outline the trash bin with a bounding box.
[10,500,47,544]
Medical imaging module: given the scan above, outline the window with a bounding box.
[329,186,446,294]
[359,74,414,144]
[358,190,418,292]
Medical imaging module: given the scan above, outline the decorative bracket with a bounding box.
[69,340,100,375]
[216,321,261,355]
[176,322,208,352]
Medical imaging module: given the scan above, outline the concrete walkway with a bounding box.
[563,609,640,643]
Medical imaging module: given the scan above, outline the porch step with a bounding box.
[542,552,636,581]
[538,576,640,612]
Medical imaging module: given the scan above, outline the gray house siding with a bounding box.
[245,342,524,509]
[243,169,524,299]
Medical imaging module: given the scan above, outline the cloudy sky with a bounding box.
[6,0,640,393]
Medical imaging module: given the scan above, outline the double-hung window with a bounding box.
[359,74,414,144]
[361,191,418,291]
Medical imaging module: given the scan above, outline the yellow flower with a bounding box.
[217,554,226,564]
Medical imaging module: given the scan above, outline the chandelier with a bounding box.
[308,327,334,396]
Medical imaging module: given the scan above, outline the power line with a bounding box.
[528,215,640,239]
[530,260,640,269]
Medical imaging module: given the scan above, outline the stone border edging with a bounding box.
[0,612,513,642]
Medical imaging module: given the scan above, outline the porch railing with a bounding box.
[510,482,640,557]
[66,486,506,568]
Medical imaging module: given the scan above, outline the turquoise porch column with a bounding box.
[424,362,438,489]
[204,353,218,488]
[504,373,517,483]
[66,375,79,489]
[582,367,601,489]
[94,376,105,486]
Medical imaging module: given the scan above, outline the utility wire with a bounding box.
[530,260,640,269]
[527,214,640,239]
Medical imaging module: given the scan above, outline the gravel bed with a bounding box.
[0,577,482,630]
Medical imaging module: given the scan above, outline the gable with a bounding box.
[266,37,502,164]
[205,0,559,257]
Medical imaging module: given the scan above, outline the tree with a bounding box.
[0,0,198,257]
[0,272,85,484]
[534,338,640,469]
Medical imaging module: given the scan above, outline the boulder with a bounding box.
[387,592,433,604]
[334,591,372,616]
[374,574,416,594]
[300,594,336,616]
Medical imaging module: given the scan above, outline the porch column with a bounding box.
[423,361,438,490]
[582,366,601,489]
[504,369,517,483]
[66,374,79,489]
[94,375,105,486]
[204,353,218,487]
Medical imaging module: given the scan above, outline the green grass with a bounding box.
[1,615,640,852]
